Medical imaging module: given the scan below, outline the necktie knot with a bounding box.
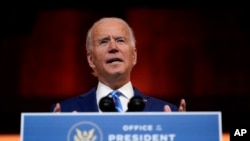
[110,90,123,112]
[110,90,121,97]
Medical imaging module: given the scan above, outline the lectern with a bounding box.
[21,112,222,141]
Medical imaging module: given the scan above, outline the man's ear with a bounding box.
[132,47,137,65]
[87,52,95,69]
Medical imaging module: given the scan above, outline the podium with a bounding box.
[21,112,222,141]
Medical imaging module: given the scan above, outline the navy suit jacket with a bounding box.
[51,87,178,112]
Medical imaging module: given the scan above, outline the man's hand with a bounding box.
[164,98,186,112]
[178,99,186,111]
[53,103,77,113]
[53,103,61,112]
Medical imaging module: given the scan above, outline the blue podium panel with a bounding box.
[21,112,222,141]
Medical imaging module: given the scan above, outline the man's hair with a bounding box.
[85,17,136,52]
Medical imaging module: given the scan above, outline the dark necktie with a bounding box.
[110,90,123,112]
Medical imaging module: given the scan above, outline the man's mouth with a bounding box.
[106,58,123,64]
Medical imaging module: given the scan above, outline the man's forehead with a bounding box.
[93,24,129,38]
[94,20,128,30]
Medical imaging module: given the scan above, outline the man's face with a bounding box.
[87,20,137,80]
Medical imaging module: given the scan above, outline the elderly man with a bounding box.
[52,17,186,113]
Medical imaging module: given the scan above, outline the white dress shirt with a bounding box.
[96,81,134,112]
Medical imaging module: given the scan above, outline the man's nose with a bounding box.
[109,39,118,48]
[108,40,118,53]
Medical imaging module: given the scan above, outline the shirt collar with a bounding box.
[96,81,134,101]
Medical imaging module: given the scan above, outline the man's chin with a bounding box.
[110,71,123,75]
[107,70,124,77]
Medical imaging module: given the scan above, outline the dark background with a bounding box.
[1,2,249,134]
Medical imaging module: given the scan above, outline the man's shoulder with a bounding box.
[133,87,165,103]
[60,87,97,103]
[133,87,178,111]
[79,87,97,97]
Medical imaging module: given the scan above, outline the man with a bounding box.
[51,17,186,112]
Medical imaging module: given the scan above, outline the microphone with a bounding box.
[127,96,145,112]
[99,95,145,112]
[99,96,116,112]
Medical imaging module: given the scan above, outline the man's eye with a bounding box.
[117,39,125,43]
[100,40,108,44]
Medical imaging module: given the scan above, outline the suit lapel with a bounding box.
[133,87,152,111]
[78,87,99,112]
